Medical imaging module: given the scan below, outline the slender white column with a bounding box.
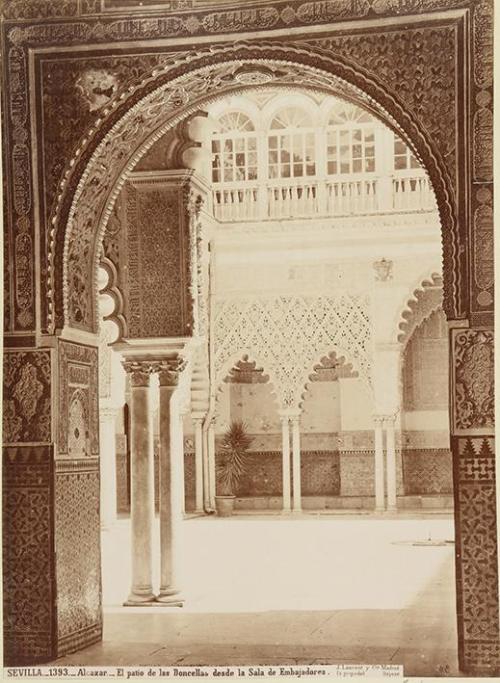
[193,416,204,513]
[385,415,397,511]
[122,361,155,604]
[291,415,302,512]
[157,360,184,605]
[99,404,118,530]
[177,411,186,517]
[374,416,385,512]
[208,419,216,508]
[202,423,211,509]
[279,415,291,512]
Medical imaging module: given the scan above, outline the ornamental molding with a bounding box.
[212,293,372,410]
[42,41,459,336]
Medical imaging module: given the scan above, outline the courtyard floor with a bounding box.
[54,513,459,677]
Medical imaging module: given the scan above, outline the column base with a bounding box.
[156,589,184,607]
[124,589,156,606]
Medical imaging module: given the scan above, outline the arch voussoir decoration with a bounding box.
[53,41,460,337]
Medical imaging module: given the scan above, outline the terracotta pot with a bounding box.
[215,495,236,517]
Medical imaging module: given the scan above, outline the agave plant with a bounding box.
[217,420,253,496]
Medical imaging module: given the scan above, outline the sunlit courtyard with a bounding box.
[53,514,458,677]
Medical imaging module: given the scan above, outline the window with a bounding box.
[327,128,375,175]
[394,136,420,171]
[212,112,257,183]
[268,108,316,179]
[326,102,376,176]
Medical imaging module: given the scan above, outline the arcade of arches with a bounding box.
[1,0,497,676]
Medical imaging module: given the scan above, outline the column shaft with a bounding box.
[291,418,302,512]
[99,407,118,530]
[385,417,397,510]
[157,382,183,603]
[280,417,291,512]
[374,418,385,511]
[208,421,216,507]
[125,369,155,604]
[194,418,204,512]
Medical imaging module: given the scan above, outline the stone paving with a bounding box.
[55,515,458,676]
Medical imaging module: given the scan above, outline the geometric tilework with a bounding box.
[402,449,453,495]
[2,446,56,664]
[453,436,499,674]
[54,460,102,657]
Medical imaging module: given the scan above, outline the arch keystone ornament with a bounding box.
[1,1,496,673]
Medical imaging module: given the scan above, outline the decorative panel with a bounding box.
[3,350,52,444]
[339,450,374,497]
[470,185,494,313]
[214,294,371,409]
[2,445,55,664]
[402,449,453,495]
[54,460,101,656]
[124,178,191,338]
[58,341,99,457]
[301,451,340,496]
[451,328,494,434]
[55,340,102,657]
[453,436,499,674]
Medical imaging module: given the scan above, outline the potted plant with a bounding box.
[215,420,253,517]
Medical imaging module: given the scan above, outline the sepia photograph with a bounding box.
[1,0,497,679]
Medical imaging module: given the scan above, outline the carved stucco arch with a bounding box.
[396,272,444,349]
[300,350,361,410]
[213,349,280,413]
[53,41,459,336]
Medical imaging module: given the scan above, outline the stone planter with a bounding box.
[215,495,236,517]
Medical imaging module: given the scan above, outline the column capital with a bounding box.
[122,359,157,387]
[157,358,186,387]
[372,414,385,426]
[192,413,205,425]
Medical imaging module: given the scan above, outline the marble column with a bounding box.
[122,360,156,605]
[279,414,291,512]
[208,419,216,507]
[99,404,119,530]
[157,359,184,605]
[202,422,211,510]
[373,416,385,511]
[290,415,302,512]
[193,416,204,513]
[385,415,397,511]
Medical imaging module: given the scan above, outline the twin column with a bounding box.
[373,414,398,512]
[123,357,184,606]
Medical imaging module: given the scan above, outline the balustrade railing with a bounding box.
[392,174,437,211]
[326,179,378,215]
[268,181,319,219]
[212,172,436,222]
[213,185,259,221]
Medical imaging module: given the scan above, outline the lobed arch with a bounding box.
[51,40,460,337]
[297,344,370,411]
[212,350,280,412]
[299,350,361,409]
[396,272,444,350]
